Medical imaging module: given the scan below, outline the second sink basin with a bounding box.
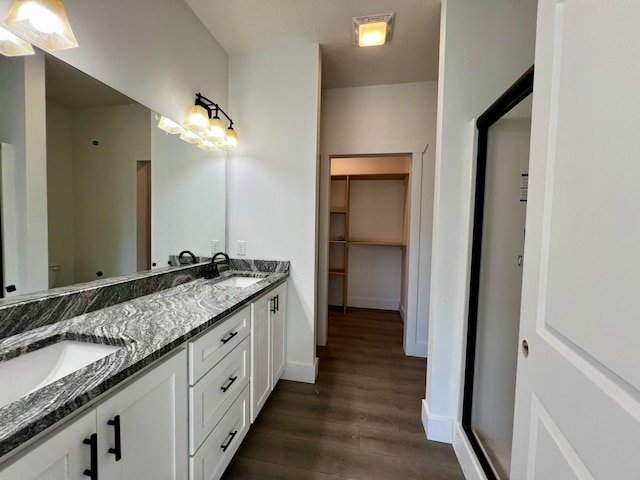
[0,340,122,409]
[215,276,262,288]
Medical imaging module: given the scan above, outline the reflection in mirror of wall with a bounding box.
[0,50,226,300]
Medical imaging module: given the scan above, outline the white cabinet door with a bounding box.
[270,283,287,388]
[250,294,271,422]
[0,410,96,480]
[511,1,640,478]
[97,349,188,480]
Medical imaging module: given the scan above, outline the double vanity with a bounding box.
[0,259,289,480]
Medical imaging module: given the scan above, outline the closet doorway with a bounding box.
[327,155,410,318]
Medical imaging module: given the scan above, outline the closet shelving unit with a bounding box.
[329,172,408,313]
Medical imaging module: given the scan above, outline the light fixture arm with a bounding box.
[195,93,233,124]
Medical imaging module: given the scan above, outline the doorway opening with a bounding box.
[327,155,411,331]
[462,67,534,480]
[136,161,151,271]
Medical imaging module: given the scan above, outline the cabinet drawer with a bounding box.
[189,305,250,384]
[189,385,250,480]
[189,336,250,454]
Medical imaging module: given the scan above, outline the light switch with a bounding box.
[211,240,220,253]
[237,240,246,256]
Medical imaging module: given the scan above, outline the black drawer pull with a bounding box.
[221,331,238,344]
[107,415,122,461]
[270,297,277,314]
[221,376,238,393]
[275,294,279,312]
[83,434,98,480]
[221,430,238,452]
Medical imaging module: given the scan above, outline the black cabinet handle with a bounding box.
[83,434,98,480]
[270,297,277,314]
[275,294,279,312]
[220,376,238,393]
[221,331,238,344]
[107,415,122,461]
[220,430,238,452]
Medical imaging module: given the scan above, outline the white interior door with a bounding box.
[511,1,640,478]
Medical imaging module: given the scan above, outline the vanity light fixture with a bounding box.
[353,13,394,47]
[3,0,79,51]
[187,93,239,150]
[179,129,203,145]
[0,25,34,56]
[157,116,185,135]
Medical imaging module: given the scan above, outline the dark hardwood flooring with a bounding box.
[222,308,464,479]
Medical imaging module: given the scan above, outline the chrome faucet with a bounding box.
[206,252,230,279]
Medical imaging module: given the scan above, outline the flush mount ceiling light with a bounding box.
[184,93,238,150]
[3,0,78,51]
[353,13,394,47]
[0,25,34,56]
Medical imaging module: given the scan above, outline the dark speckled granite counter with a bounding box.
[0,260,289,460]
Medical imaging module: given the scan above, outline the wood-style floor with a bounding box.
[222,308,464,479]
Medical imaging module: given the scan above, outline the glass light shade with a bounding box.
[157,116,184,135]
[357,22,387,46]
[225,127,239,150]
[3,0,79,51]
[0,25,34,56]
[209,116,226,141]
[182,104,210,135]
[197,139,221,152]
[179,129,202,145]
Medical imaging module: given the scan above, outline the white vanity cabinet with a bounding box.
[251,281,287,422]
[0,349,188,480]
[0,410,96,480]
[187,305,252,480]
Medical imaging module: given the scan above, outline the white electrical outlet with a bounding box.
[211,240,220,253]
[237,240,246,256]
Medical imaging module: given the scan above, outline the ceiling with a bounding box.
[185,0,441,89]
[45,55,135,109]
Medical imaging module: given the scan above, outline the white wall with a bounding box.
[320,81,438,357]
[46,103,75,287]
[0,0,229,295]
[228,44,321,383]
[0,0,229,125]
[151,112,226,265]
[71,105,150,283]
[423,0,537,456]
[0,55,28,294]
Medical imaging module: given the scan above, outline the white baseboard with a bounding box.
[453,423,488,480]
[281,358,318,383]
[347,296,399,311]
[405,340,428,358]
[421,399,453,443]
[399,304,406,322]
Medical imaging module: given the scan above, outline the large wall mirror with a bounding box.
[0,50,226,300]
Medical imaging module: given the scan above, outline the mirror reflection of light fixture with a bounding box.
[3,0,79,51]
[157,115,185,135]
[353,13,394,47]
[187,93,239,151]
[197,139,219,152]
[179,129,203,145]
[0,25,34,56]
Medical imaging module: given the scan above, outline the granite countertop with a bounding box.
[0,265,289,460]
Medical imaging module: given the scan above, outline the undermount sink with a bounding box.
[215,276,262,288]
[0,340,121,409]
